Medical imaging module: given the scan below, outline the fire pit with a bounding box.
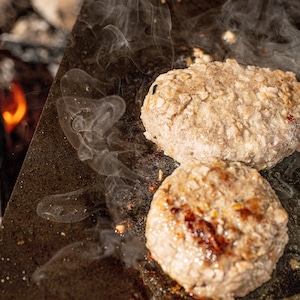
[0,55,53,215]
[0,0,299,299]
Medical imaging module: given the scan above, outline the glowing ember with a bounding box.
[2,81,27,133]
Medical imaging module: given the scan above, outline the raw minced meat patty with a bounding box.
[141,59,300,170]
[146,159,288,299]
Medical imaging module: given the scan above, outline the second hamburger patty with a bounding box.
[146,159,288,299]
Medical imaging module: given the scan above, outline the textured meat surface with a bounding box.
[146,159,288,299]
[141,59,300,169]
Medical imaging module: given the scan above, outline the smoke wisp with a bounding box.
[79,0,173,73]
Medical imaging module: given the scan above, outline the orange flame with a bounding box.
[2,81,27,133]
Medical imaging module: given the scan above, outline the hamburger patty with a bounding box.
[145,159,288,299]
[141,59,300,169]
